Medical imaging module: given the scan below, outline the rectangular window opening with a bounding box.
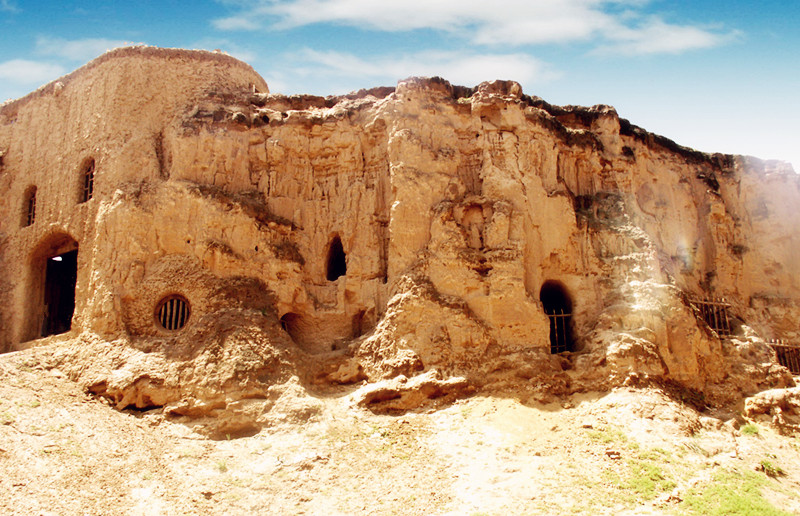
[26,194,36,226]
[82,162,94,202]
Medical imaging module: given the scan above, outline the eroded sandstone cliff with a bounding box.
[1,47,797,436]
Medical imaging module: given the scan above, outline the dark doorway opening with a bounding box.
[539,280,575,354]
[43,249,78,337]
[326,235,347,281]
[280,312,303,343]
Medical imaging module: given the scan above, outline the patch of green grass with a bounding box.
[757,460,785,478]
[600,448,678,504]
[1,412,15,425]
[624,462,676,500]
[740,424,760,436]
[586,426,627,444]
[600,468,623,487]
[680,469,792,516]
[637,448,672,461]
[216,460,228,473]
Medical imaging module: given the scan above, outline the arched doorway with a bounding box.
[44,249,78,336]
[26,234,79,340]
[539,280,575,354]
[326,235,347,281]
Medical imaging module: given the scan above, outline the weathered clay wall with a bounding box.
[0,47,267,346]
[0,48,797,433]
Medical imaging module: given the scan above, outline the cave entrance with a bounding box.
[43,249,78,337]
[326,235,347,281]
[539,280,574,354]
[280,312,302,343]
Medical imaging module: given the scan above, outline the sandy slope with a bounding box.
[1,349,799,515]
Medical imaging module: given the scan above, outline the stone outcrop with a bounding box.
[1,47,797,435]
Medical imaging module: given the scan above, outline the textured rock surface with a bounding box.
[1,47,798,434]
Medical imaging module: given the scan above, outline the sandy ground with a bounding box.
[2,349,799,515]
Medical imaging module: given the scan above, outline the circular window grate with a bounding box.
[156,295,190,330]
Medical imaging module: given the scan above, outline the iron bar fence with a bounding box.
[768,339,800,375]
[546,310,572,354]
[690,297,733,337]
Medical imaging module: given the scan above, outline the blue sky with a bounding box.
[1,1,798,169]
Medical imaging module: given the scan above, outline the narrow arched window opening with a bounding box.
[539,280,575,354]
[22,186,36,227]
[326,235,347,281]
[80,158,95,203]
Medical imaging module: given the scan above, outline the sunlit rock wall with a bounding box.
[1,48,796,428]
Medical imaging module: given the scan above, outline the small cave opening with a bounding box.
[43,249,78,337]
[279,312,303,343]
[326,235,347,281]
[539,280,575,354]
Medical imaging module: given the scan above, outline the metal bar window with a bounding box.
[691,297,733,337]
[769,340,800,375]
[81,159,94,202]
[156,295,189,331]
[26,192,36,226]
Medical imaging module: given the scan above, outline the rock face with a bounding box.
[0,47,797,434]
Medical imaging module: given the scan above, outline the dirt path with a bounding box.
[2,351,799,515]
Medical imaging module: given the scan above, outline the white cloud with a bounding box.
[0,0,19,13]
[267,0,615,44]
[213,15,261,31]
[213,0,734,55]
[0,59,66,85]
[472,5,614,46]
[595,19,738,55]
[216,0,614,41]
[35,36,133,62]
[268,0,476,32]
[267,48,558,94]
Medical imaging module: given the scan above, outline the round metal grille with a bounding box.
[156,295,190,330]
